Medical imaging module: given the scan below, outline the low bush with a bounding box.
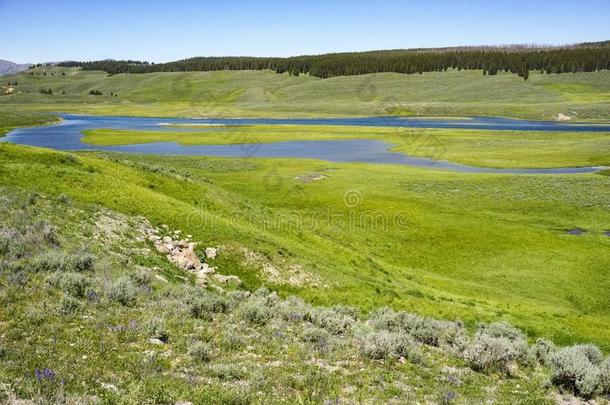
[357,329,421,362]
[550,345,607,398]
[189,342,212,362]
[190,293,229,320]
[600,359,610,394]
[70,251,95,272]
[59,295,80,314]
[276,296,311,322]
[30,251,95,273]
[30,251,72,272]
[24,220,57,247]
[0,230,15,256]
[131,267,152,288]
[221,327,247,350]
[530,338,556,366]
[310,307,356,335]
[302,326,332,351]
[369,308,466,349]
[463,333,523,374]
[208,364,247,381]
[106,277,137,306]
[147,317,169,343]
[7,270,28,286]
[55,272,90,297]
[238,299,274,325]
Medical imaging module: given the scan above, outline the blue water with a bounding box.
[2,114,608,174]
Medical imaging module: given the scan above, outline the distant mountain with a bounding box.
[0,60,32,76]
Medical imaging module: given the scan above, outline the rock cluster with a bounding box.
[143,226,240,287]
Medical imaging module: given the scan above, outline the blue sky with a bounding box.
[1,0,609,63]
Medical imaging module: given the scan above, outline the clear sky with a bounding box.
[1,0,609,63]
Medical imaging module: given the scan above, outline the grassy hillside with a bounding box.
[6,186,606,403]
[82,125,610,169]
[2,66,610,119]
[1,143,609,351]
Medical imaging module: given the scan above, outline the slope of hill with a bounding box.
[2,66,610,120]
[1,145,609,403]
[0,60,31,76]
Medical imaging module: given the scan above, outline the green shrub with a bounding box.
[302,326,332,351]
[531,338,557,366]
[24,220,57,246]
[59,295,80,314]
[147,318,169,343]
[369,308,465,349]
[0,232,13,256]
[472,321,529,364]
[238,299,273,325]
[600,359,610,394]
[208,364,246,381]
[131,267,152,287]
[464,333,524,374]
[276,296,311,322]
[550,345,606,398]
[71,251,96,272]
[8,270,28,286]
[56,272,90,297]
[188,342,212,362]
[311,307,355,335]
[106,277,137,306]
[30,251,95,273]
[190,293,229,320]
[357,330,421,362]
[31,251,72,272]
[221,327,247,350]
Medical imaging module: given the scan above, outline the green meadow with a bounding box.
[82,125,610,168]
[1,142,609,349]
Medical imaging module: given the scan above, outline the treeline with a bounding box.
[58,43,610,80]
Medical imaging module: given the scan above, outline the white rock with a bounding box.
[213,274,241,285]
[205,247,218,259]
[101,383,118,392]
[149,338,165,345]
[198,263,216,274]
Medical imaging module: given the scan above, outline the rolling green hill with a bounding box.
[2,66,610,120]
[3,179,602,403]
